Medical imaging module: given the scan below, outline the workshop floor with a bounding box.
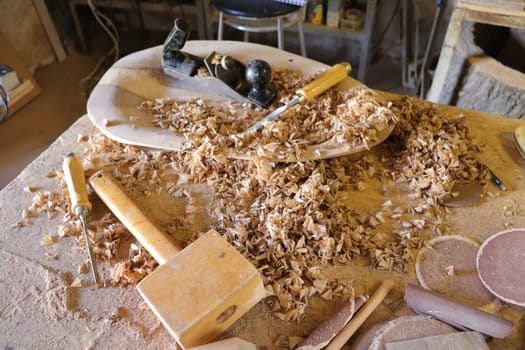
[0,38,408,190]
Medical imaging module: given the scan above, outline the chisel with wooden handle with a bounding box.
[89,170,265,349]
[63,153,100,284]
[240,62,352,135]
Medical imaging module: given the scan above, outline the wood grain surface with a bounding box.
[2,41,525,349]
[87,41,393,162]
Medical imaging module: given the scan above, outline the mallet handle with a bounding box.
[89,170,182,264]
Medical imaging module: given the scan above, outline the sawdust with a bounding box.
[0,249,72,320]
[25,95,493,324]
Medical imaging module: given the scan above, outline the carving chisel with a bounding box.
[63,152,100,284]
[240,62,352,136]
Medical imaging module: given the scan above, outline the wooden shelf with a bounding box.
[291,0,378,82]
[299,22,366,38]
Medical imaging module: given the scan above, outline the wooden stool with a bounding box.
[427,1,525,103]
[214,0,306,56]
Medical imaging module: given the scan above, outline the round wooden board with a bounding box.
[477,228,525,307]
[87,41,393,162]
[366,316,456,350]
[415,235,493,307]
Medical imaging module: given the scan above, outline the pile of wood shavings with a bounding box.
[26,95,487,322]
[138,69,398,158]
[386,96,490,202]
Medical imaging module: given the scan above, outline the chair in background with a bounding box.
[212,0,306,56]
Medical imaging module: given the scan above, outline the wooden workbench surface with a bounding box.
[1,43,525,350]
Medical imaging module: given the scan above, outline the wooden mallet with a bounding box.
[89,170,265,349]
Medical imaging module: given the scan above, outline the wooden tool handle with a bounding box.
[514,124,525,155]
[89,170,182,264]
[63,153,91,213]
[325,280,394,350]
[296,62,351,101]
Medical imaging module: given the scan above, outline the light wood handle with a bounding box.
[296,62,351,101]
[325,280,394,350]
[514,124,525,154]
[89,170,182,264]
[63,153,91,213]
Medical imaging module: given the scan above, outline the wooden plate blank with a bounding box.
[415,235,493,307]
[476,228,525,306]
[87,41,394,162]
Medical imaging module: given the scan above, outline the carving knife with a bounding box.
[240,62,352,136]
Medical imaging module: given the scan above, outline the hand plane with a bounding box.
[162,18,277,108]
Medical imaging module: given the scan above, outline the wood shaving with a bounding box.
[78,262,89,274]
[23,186,35,193]
[70,277,84,288]
[40,234,58,246]
[385,96,490,203]
[25,90,488,322]
[138,69,398,159]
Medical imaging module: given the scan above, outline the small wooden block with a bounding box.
[137,230,265,349]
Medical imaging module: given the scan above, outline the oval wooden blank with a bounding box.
[476,228,525,307]
[87,41,394,162]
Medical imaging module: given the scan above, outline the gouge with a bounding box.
[63,153,100,284]
[240,62,352,135]
[89,170,265,349]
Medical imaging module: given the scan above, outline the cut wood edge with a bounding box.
[467,55,525,92]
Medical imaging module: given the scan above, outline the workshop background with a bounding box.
[0,0,524,189]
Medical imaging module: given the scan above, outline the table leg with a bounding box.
[217,11,224,40]
[426,7,466,103]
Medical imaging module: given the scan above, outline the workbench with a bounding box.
[1,41,525,350]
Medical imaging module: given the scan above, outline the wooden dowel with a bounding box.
[325,280,394,350]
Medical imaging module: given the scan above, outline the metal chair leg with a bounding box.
[277,17,284,50]
[298,21,306,57]
[218,11,224,40]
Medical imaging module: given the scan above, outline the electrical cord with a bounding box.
[79,0,120,95]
